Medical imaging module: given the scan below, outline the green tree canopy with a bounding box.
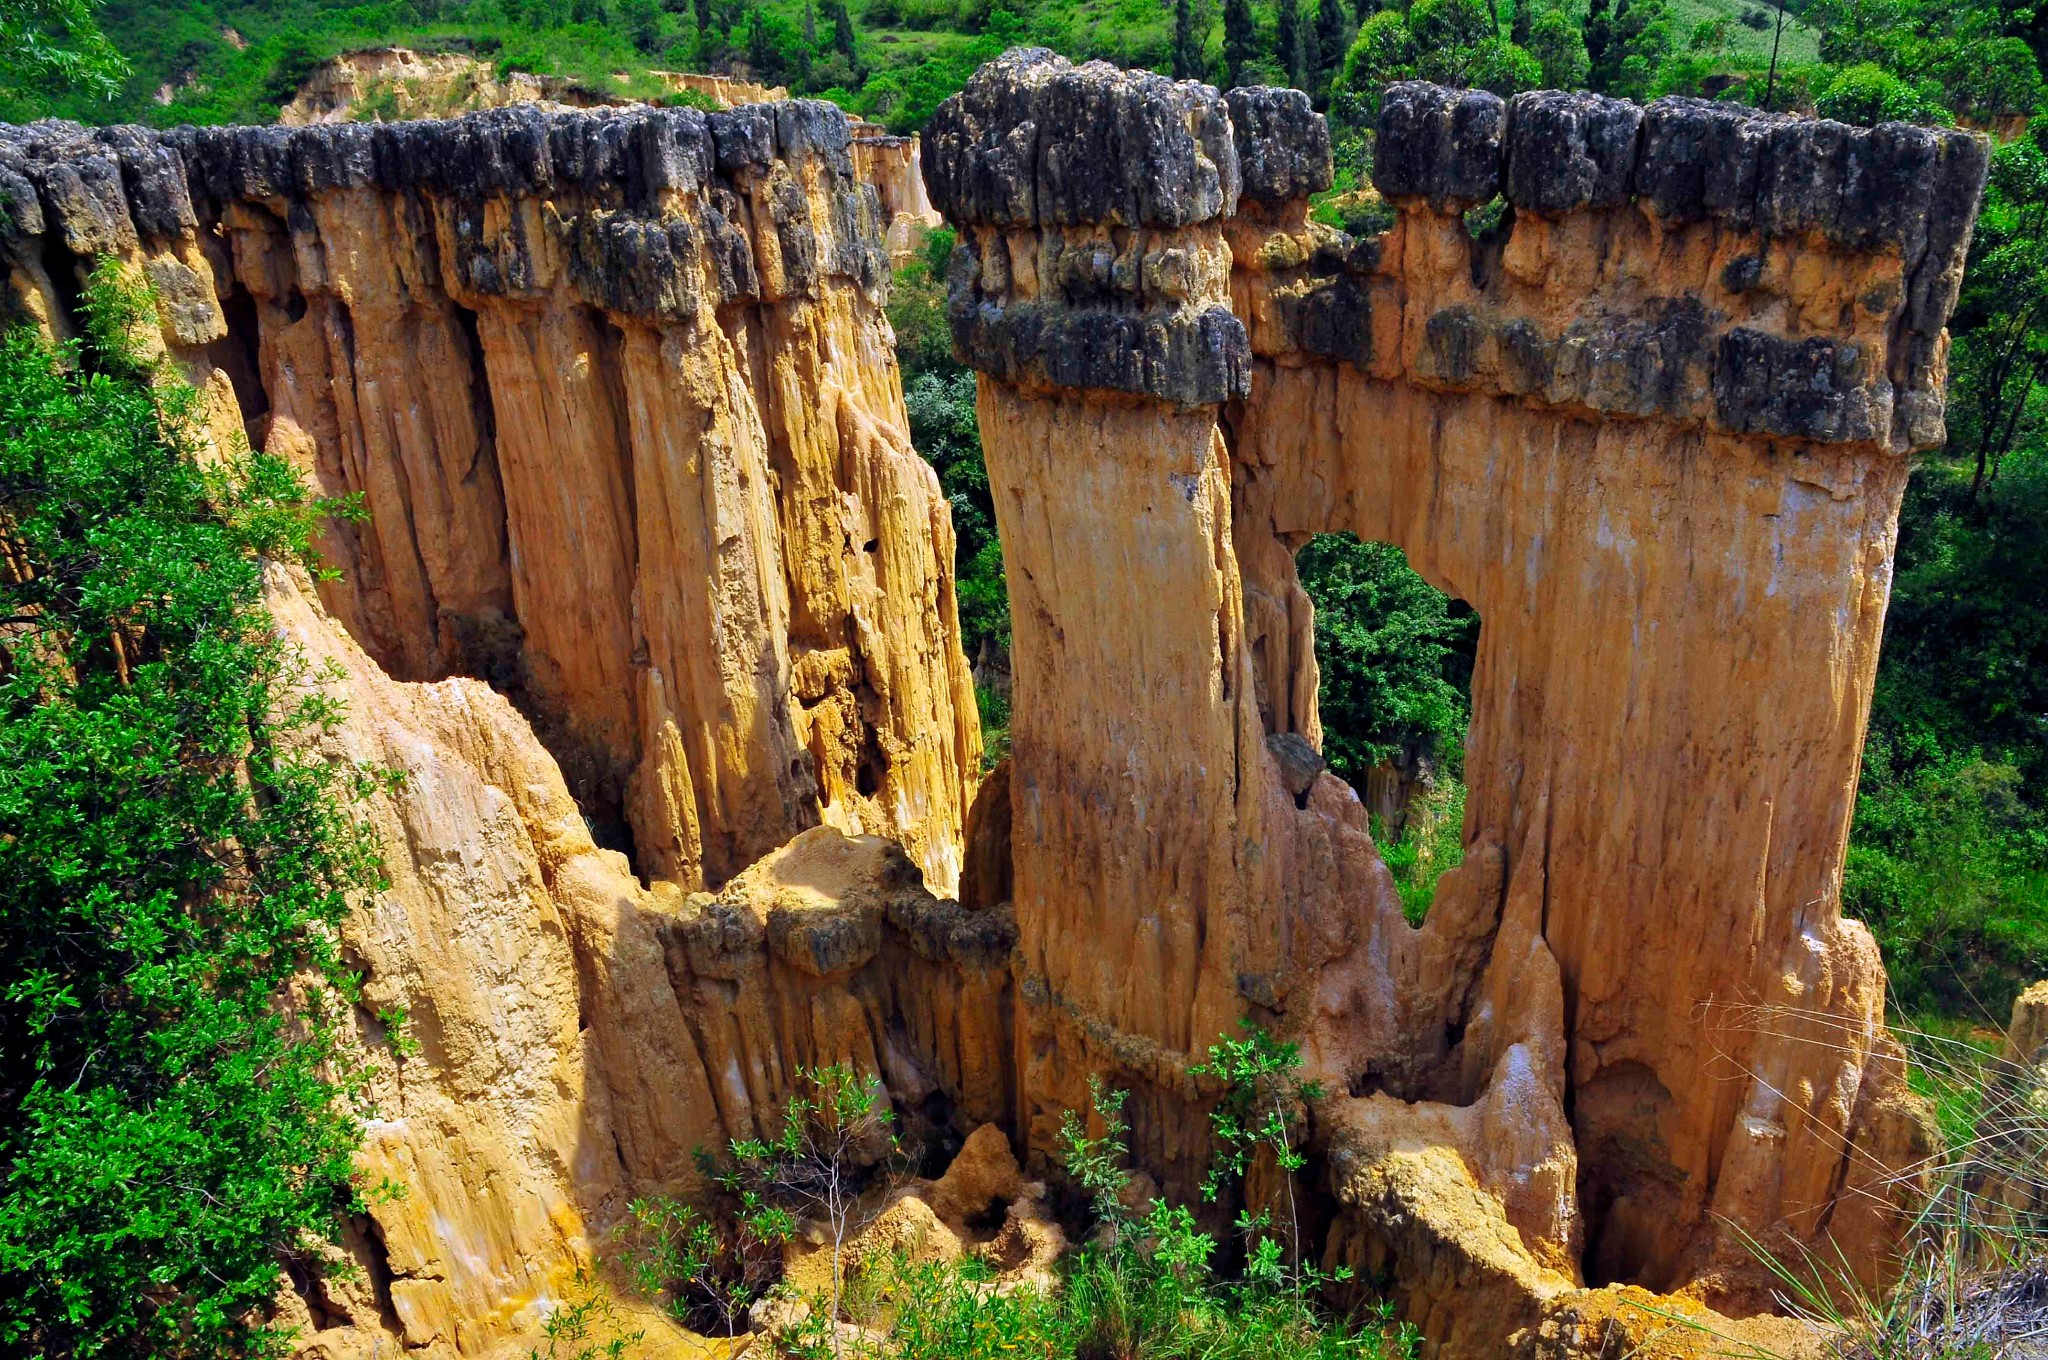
[0,0,125,100]
[1335,0,1540,113]
[1294,535,1477,783]
[0,269,382,1358]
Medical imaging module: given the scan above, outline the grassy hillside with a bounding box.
[1666,0,1818,65]
[14,0,1822,130]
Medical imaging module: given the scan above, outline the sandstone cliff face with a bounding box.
[0,102,979,894]
[0,99,991,1358]
[848,120,943,262]
[252,563,1005,1358]
[924,48,1985,1347]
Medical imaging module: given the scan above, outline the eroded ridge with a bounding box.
[0,100,978,894]
[925,47,1986,1351]
[2,98,1017,1358]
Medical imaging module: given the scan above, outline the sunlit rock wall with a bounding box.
[925,47,1986,1350]
[0,103,979,893]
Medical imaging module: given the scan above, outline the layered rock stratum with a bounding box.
[278,48,790,124]
[0,48,1990,1360]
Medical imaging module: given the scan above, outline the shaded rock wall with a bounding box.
[258,567,1007,1358]
[0,101,979,893]
[925,48,1985,1344]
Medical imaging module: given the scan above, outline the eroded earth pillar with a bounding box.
[926,48,1988,1343]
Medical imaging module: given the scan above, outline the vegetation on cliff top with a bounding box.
[0,266,384,1357]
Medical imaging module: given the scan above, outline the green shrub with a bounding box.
[1846,755,2048,1020]
[1851,431,2048,1021]
[893,226,1011,664]
[1373,778,1466,926]
[0,267,383,1356]
[525,1271,641,1360]
[1815,60,1952,124]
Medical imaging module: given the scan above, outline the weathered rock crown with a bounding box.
[925,49,1986,450]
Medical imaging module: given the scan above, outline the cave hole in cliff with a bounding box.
[449,300,498,453]
[209,282,271,440]
[37,237,87,338]
[1293,532,1477,927]
[1575,1059,1687,1290]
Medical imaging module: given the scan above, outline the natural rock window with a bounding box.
[1295,532,1478,925]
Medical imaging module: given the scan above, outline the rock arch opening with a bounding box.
[1294,531,1478,926]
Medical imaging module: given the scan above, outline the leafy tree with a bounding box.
[0,268,384,1357]
[745,3,808,83]
[1524,4,1588,86]
[0,0,124,100]
[727,1065,894,1355]
[823,0,859,74]
[1057,1075,1137,1248]
[890,226,1010,663]
[1294,535,1475,785]
[1192,1022,1344,1306]
[259,31,325,108]
[1224,0,1259,86]
[1276,0,1310,89]
[1806,0,2042,120]
[1334,0,1539,110]
[1584,0,1670,98]
[1336,8,1414,113]
[1311,0,1349,101]
[1949,125,2048,506]
[619,0,664,52]
[1173,0,1203,78]
[616,1189,792,1339]
[1805,0,1912,66]
[1814,60,1950,124]
[1942,36,2045,123]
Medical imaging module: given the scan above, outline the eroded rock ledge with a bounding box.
[925,47,1985,1355]
[3,100,979,895]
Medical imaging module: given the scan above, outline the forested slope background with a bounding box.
[5,0,2045,1026]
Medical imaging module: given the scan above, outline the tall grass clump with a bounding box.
[616,1036,1418,1359]
[1714,1003,2048,1359]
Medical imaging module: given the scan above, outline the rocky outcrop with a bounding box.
[0,49,1993,1360]
[0,101,979,894]
[849,119,942,262]
[925,47,1984,1347]
[0,97,990,1358]
[280,48,789,124]
[248,563,1005,1358]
